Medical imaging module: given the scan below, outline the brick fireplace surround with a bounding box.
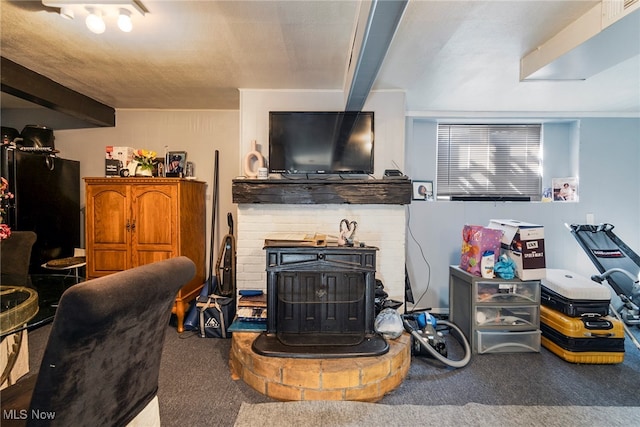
[231,179,411,400]
[230,331,411,401]
[235,204,407,304]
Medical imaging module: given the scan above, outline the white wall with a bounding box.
[236,89,408,303]
[47,106,640,314]
[53,109,239,268]
[404,117,640,313]
[236,205,406,298]
[239,89,406,177]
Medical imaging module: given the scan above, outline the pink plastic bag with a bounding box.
[460,225,503,276]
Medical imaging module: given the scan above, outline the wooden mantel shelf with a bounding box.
[232,177,412,205]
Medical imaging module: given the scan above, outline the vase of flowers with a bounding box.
[133,149,157,177]
[0,176,14,240]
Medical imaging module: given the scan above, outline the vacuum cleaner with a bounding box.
[401,268,471,368]
[402,311,471,368]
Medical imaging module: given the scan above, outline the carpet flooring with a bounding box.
[234,401,640,427]
[24,319,640,427]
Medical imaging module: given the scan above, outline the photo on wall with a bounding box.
[552,177,578,202]
[412,180,434,201]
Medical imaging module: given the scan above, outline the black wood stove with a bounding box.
[252,243,389,358]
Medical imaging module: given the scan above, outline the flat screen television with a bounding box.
[269,111,374,175]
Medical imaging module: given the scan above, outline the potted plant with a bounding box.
[133,149,157,177]
[0,177,13,240]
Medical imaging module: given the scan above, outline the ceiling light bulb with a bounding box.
[117,9,133,32]
[60,6,74,20]
[85,8,105,34]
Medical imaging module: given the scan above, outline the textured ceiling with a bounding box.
[1,0,639,114]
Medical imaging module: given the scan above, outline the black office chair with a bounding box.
[0,256,196,426]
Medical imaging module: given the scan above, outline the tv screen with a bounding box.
[269,111,374,175]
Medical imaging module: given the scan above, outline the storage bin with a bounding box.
[476,280,540,303]
[476,329,541,354]
[475,305,539,328]
[450,265,541,354]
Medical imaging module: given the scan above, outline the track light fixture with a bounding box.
[42,1,147,34]
[85,7,105,34]
[60,6,74,19]
[117,8,132,32]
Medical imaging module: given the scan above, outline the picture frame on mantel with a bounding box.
[412,180,434,201]
[166,151,187,177]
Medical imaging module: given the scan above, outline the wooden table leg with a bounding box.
[173,300,187,333]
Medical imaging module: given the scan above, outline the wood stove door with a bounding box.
[276,270,366,346]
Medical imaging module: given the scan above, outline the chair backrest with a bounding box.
[0,231,37,286]
[27,256,196,427]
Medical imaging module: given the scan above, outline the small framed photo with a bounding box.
[413,180,434,201]
[153,157,164,177]
[166,151,187,177]
[552,177,578,202]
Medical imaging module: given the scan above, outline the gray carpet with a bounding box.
[234,401,640,427]
[25,321,640,427]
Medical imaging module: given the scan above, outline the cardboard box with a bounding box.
[488,219,545,281]
[106,146,135,166]
[105,159,123,177]
[106,146,135,176]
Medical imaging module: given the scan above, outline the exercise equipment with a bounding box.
[569,223,640,350]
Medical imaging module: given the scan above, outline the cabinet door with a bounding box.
[130,184,178,267]
[86,183,131,276]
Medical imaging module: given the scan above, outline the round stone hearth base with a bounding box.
[229,332,411,402]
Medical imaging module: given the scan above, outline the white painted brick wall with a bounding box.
[236,204,406,306]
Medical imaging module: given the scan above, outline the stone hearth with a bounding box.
[229,332,411,402]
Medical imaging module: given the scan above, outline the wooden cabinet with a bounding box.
[85,178,206,332]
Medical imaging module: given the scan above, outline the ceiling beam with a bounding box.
[1,56,115,127]
[344,0,408,111]
[520,2,640,81]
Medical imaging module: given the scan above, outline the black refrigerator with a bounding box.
[1,146,80,273]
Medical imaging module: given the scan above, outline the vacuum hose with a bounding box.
[402,317,471,368]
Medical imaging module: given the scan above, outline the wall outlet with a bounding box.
[586,213,595,225]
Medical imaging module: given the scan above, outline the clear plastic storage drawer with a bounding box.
[474,305,539,328]
[476,330,541,354]
[476,280,539,303]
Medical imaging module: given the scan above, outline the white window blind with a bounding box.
[437,124,542,201]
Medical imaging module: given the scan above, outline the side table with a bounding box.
[1,286,39,389]
[42,249,86,281]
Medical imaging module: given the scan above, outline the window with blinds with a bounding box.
[437,124,542,201]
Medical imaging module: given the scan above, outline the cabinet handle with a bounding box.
[317,253,325,260]
[131,220,136,231]
[126,220,131,231]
